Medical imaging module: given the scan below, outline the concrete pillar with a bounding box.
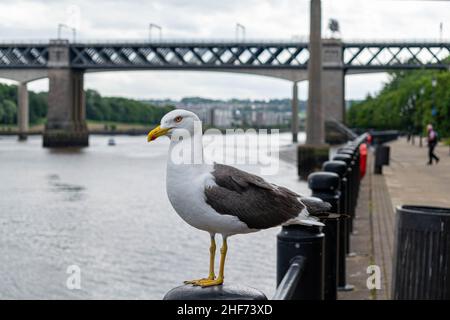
[292,81,299,143]
[298,0,330,180]
[43,40,88,147]
[322,39,345,122]
[17,82,29,141]
[306,0,324,145]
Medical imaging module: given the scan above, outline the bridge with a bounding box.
[1,39,450,146]
[2,40,450,70]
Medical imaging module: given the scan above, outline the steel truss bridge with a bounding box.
[1,40,449,71]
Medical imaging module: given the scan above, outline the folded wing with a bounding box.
[204,163,329,229]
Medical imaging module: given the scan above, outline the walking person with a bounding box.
[427,124,440,165]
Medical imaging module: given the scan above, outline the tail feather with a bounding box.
[283,208,325,227]
[282,197,331,228]
[283,217,324,227]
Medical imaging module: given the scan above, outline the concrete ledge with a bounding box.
[297,144,330,180]
[43,130,89,148]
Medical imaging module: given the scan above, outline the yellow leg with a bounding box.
[208,236,217,279]
[184,235,216,285]
[196,237,227,287]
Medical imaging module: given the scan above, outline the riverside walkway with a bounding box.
[339,138,450,300]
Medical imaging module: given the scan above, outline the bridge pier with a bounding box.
[306,0,324,145]
[297,0,330,180]
[322,39,345,123]
[43,40,88,148]
[17,82,29,141]
[291,81,299,143]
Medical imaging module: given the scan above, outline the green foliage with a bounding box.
[29,91,48,123]
[0,83,17,124]
[347,69,450,137]
[443,137,450,146]
[347,70,450,136]
[85,89,173,125]
[0,83,173,126]
[0,83,47,125]
[1,99,16,124]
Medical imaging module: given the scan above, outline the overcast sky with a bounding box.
[0,0,449,100]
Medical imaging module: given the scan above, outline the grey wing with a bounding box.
[204,163,305,229]
[300,196,332,216]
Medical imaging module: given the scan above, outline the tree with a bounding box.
[0,83,174,126]
[346,68,450,137]
[1,99,17,124]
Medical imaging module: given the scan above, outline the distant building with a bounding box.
[211,108,233,128]
[169,98,313,129]
[248,109,286,127]
[176,104,212,125]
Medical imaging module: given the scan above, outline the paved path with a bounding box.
[339,146,397,300]
[384,139,450,208]
[338,158,374,300]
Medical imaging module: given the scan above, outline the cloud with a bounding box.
[83,71,292,100]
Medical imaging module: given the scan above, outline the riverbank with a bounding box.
[0,121,155,136]
[0,122,295,136]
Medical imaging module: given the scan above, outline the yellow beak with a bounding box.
[147,125,170,142]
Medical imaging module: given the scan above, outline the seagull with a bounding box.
[147,109,330,287]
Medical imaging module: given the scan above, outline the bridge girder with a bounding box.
[1,41,449,71]
[0,44,48,69]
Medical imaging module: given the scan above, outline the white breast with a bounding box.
[165,162,255,236]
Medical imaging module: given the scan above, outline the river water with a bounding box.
[0,132,309,299]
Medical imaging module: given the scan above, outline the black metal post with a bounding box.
[277,225,325,300]
[333,153,354,241]
[338,148,358,220]
[350,145,361,206]
[374,145,390,175]
[322,160,353,291]
[163,284,267,300]
[308,171,341,300]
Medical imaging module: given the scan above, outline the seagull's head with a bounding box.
[147,109,201,142]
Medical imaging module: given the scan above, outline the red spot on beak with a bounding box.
[151,136,156,141]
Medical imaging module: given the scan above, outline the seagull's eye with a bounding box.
[174,116,183,123]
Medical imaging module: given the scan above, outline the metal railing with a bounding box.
[272,257,306,300]
[1,37,450,45]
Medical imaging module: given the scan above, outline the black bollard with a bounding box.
[322,161,347,213]
[277,225,325,300]
[346,145,361,205]
[322,161,353,291]
[333,154,354,215]
[337,146,356,155]
[308,172,341,300]
[333,153,354,237]
[374,145,390,174]
[337,149,359,217]
[163,284,267,300]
